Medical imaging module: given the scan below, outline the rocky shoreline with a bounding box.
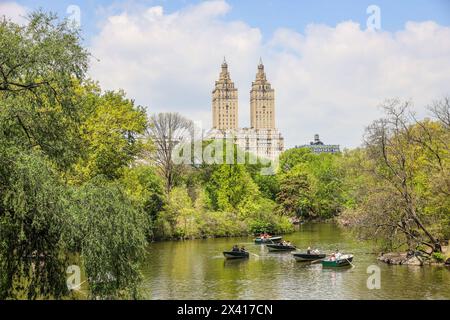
[378,252,450,266]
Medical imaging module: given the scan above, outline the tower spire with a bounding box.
[222,56,228,69]
[220,57,229,80]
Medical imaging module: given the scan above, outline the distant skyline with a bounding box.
[2,0,450,148]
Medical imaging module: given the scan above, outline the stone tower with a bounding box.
[212,58,238,130]
[207,58,284,161]
[250,59,275,129]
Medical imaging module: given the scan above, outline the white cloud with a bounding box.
[0,1,28,24]
[90,0,262,132]
[89,0,450,148]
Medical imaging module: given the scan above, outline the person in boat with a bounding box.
[330,252,336,261]
[307,246,311,254]
[312,249,320,254]
[335,249,342,260]
[240,246,246,252]
[232,245,239,252]
[286,241,292,247]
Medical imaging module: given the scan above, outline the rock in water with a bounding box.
[403,255,423,266]
[378,252,407,265]
[378,252,428,265]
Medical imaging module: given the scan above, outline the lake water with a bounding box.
[141,223,450,299]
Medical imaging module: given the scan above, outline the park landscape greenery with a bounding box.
[0,12,448,299]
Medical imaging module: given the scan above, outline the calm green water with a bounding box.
[141,223,450,300]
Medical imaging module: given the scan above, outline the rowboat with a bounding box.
[266,244,297,252]
[321,254,353,267]
[292,253,326,261]
[223,251,249,259]
[254,236,282,244]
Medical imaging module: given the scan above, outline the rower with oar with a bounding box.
[293,246,326,262]
[321,249,354,267]
[223,244,249,259]
[267,240,297,252]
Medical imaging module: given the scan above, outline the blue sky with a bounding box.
[9,0,450,43]
[2,1,450,148]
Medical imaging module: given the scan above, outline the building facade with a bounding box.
[212,59,238,130]
[207,59,284,161]
[250,59,275,129]
[296,134,340,154]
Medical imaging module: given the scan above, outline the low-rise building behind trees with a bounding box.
[295,134,340,154]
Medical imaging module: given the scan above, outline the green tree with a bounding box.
[120,165,165,238]
[276,148,343,219]
[277,165,313,217]
[340,99,449,253]
[71,86,148,182]
[0,149,69,299]
[0,11,88,170]
[206,164,260,215]
[0,12,151,299]
[68,179,147,299]
[253,174,280,201]
[278,147,315,173]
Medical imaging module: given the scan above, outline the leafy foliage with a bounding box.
[277,150,343,219]
[68,179,147,299]
[0,149,69,299]
[0,13,149,299]
[0,11,88,170]
[339,99,450,253]
[72,87,148,182]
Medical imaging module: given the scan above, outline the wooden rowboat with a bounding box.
[223,251,249,259]
[321,254,353,267]
[254,236,282,244]
[266,244,297,252]
[292,253,326,261]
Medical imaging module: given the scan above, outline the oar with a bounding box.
[343,256,355,267]
[310,258,323,264]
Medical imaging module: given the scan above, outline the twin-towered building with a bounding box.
[207,58,284,161]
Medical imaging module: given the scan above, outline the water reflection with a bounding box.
[223,259,249,268]
[141,223,450,300]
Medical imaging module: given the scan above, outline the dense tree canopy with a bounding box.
[0,11,88,169]
[0,149,69,299]
[0,12,150,299]
[70,84,148,183]
[276,149,343,219]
